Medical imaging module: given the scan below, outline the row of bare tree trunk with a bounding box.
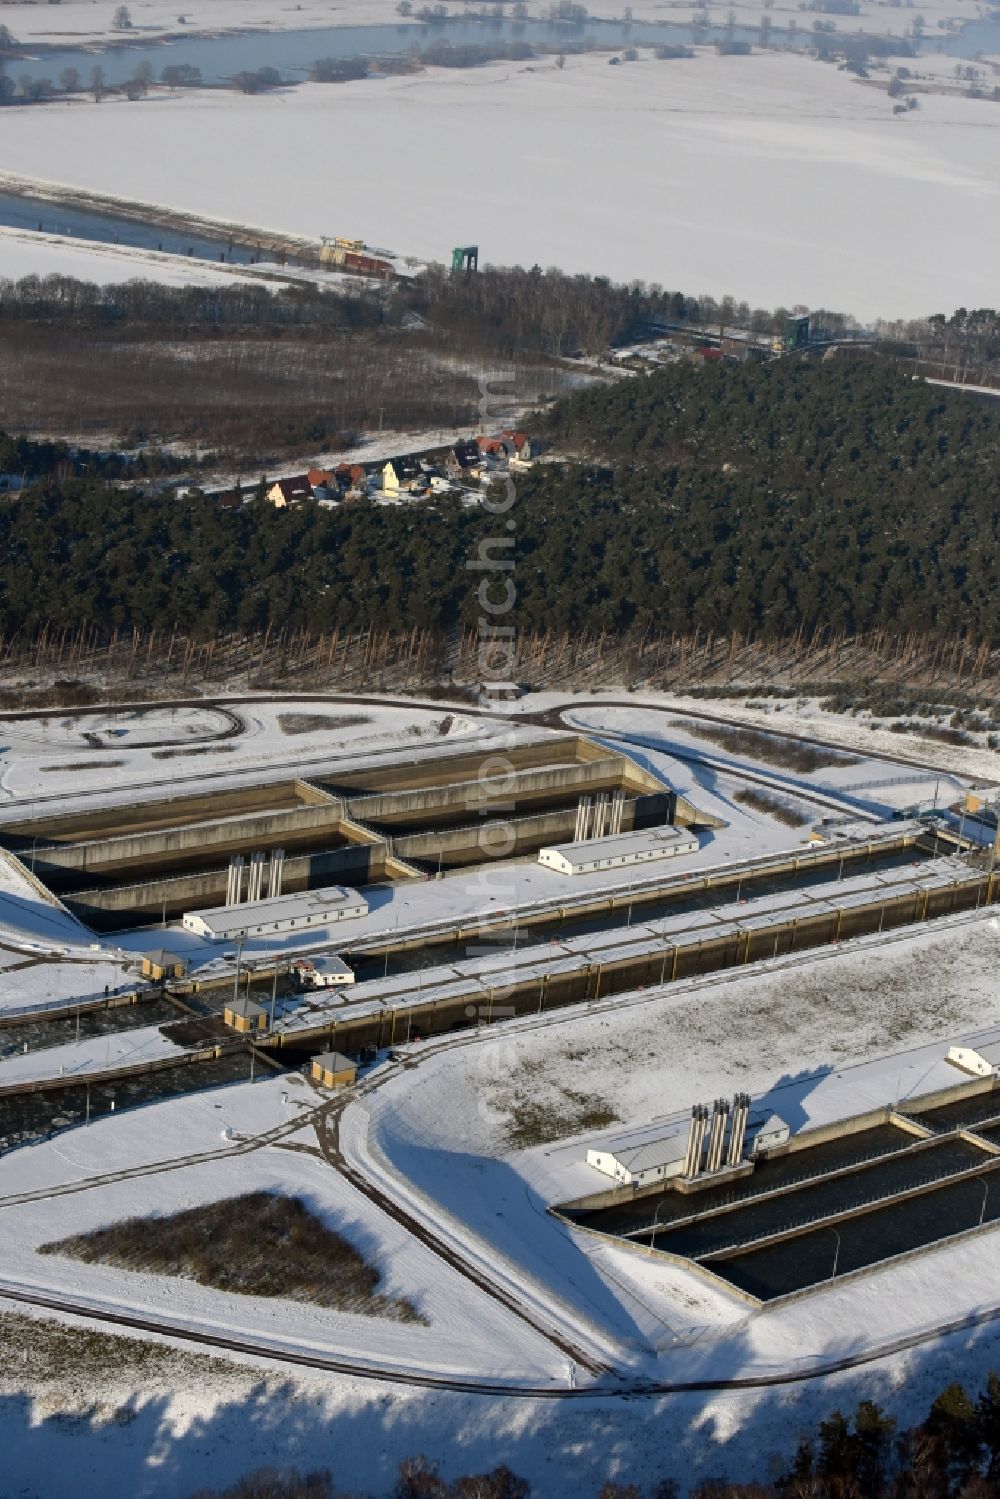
[1,622,997,699]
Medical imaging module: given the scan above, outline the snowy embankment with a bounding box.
[0,50,997,316]
[0,225,280,289]
[0,698,493,806]
[0,1074,566,1391]
[532,693,1000,787]
[0,848,99,954]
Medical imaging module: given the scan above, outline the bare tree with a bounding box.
[112,4,133,28]
[161,62,201,87]
[90,62,105,99]
[60,65,80,91]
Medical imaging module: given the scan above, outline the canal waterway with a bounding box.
[0,1046,287,1153]
[344,844,933,983]
[0,994,178,1059]
[710,1156,1000,1300]
[7,12,1000,92]
[0,189,269,265]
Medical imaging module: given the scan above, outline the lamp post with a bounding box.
[650,1197,670,1251]
[270,956,281,1032]
[232,934,245,1011]
[974,1175,990,1228]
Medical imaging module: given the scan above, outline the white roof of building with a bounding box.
[965,1041,1000,1066]
[543,825,697,865]
[746,1110,789,1139]
[309,954,353,974]
[186,885,365,935]
[602,1120,690,1173]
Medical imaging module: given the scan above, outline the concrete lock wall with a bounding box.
[33,802,353,879]
[327,735,618,795]
[64,842,395,927]
[393,797,646,866]
[4,780,311,844]
[271,871,1000,1053]
[341,757,654,829]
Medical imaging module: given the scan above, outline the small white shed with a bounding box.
[746,1111,790,1157]
[947,1042,1000,1079]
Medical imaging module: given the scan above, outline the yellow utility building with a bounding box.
[224,997,269,1034]
[310,1051,357,1090]
[141,949,187,982]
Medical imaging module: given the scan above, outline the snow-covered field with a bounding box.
[0,1087,565,1385]
[0,698,491,804]
[516,691,1000,785]
[4,1296,1000,1499]
[1,49,998,316]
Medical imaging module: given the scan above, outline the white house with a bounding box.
[746,1111,791,1156]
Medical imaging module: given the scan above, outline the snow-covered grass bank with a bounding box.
[0,698,489,804]
[1,50,998,317]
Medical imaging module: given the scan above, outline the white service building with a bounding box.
[538,824,699,877]
[586,1122,690,1187]
[182,886,367,941]
[746,1111,791,1156]
[947,1041,1000,1079]
[294,954,356,988]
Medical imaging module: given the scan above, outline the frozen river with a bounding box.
[10,11,1000,89]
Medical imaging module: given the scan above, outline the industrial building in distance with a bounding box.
[182,885,368,941]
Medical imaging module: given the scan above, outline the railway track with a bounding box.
[7,1256,1000,1400]
[312,1095,616,1382]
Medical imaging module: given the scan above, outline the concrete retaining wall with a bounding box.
[343,756,652,828]
[64,843,397,926]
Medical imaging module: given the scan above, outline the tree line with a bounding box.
[0,360,997,644]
